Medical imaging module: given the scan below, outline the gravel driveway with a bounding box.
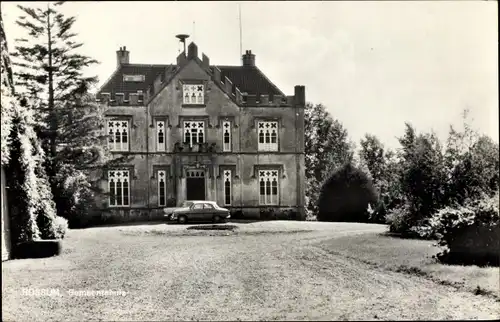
[2,221,498,321]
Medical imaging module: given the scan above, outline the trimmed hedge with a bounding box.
[228,208,302,221]
[260,208,301,221]
[317,162,378,223]
[12,240,62,259]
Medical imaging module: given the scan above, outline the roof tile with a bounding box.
[98,60,284,101]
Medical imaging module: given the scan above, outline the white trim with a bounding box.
[182,84,204,104]
[223,170,232,206]
[156,120,166,152]
[158,170,167,206]
[108,170,130,207]
[183,121,205,147]
[106,119,130,152]
[258,169,279,205]
[257,121,278,152]
[222,121,232,152]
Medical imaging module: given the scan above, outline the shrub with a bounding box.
[54,168,103,228]
[419,193,499,265]
[259,208,300,221]
[12,240,62,259]
[229,209,244,220]
[385,204,412,234]
[317,163,378,223]
[53,216,68,239]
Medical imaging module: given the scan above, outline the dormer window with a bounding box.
[137,90,144,102]
[183,84,204,105]
[123,75,145,82]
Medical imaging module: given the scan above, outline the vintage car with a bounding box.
[163,200,230,224]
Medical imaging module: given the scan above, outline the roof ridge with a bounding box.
[124,63,172,68]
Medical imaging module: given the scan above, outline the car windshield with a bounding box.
[180,201,193,208]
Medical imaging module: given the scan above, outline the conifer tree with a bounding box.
[11,2,111,222]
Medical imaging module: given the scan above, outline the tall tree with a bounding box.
[304,103,354,217]
[359,134,385,185]
[397,125,447,230]
[445,110,500,204]
[11,2,110,222]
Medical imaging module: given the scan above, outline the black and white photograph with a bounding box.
[1,0,498,320]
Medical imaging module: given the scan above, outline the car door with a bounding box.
[190,203,205,221]
[203,203,216,220]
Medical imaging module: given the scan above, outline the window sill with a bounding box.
[182,104,206,108]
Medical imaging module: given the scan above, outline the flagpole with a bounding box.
[239,3,242,57]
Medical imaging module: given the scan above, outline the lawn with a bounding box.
[2,222,498,321]
[317,232,500,299]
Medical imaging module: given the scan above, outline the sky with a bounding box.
[1,1,498,150]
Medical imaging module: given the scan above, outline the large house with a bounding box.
[96,41,306,220]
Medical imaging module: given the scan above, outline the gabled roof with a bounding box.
[98,57,285,99]
[214,66,284,96]
[98,64,172,97]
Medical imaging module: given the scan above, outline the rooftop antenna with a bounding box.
[175,34,190,55]
[238,3,243,57]
[192,21,196,43]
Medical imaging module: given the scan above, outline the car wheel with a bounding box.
[178,215,187,224]
[213,215,221,223]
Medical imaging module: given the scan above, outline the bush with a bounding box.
[317,163,378,223]
[385,204,412,234]
[260,208,300,221]
[53,216,68,239]
[418,193,499,265]
[230,209,244,220]
[54,169,104,228]
[12,240,62,259]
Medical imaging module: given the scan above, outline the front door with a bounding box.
[186,169,205,201]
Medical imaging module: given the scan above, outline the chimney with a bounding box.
[187,42,198,60]
[116,46,130,68]
[294,85,305,107]
[242,50,255,67]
